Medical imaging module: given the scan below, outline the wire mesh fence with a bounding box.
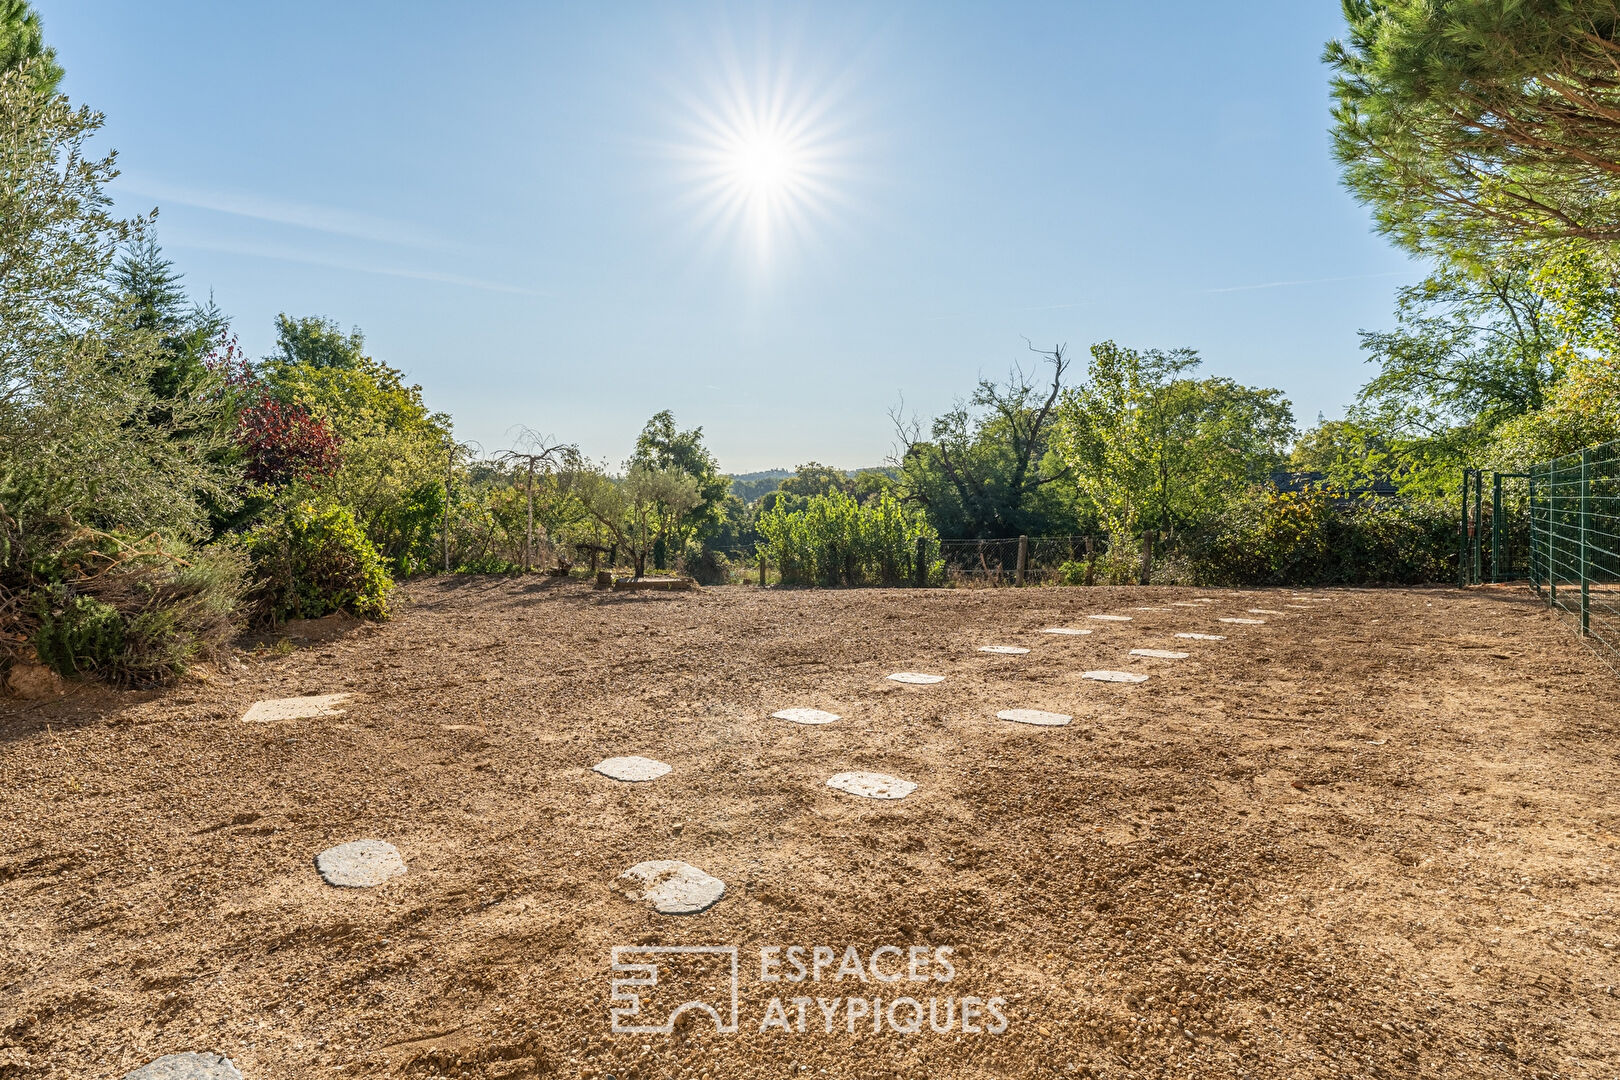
[1528,440,1620,671]
[938,535,1109,586]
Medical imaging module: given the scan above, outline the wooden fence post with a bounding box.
[1016,535,1028,586]
[759,553,766,587]
[914,536,927,588]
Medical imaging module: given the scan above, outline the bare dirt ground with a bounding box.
[2,580,1618,1080]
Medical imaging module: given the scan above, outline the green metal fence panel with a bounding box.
[1528,438,1620,671]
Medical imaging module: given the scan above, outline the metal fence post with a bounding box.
[1016,535,1028,586]
[1491,472,1503,583]
[1548,463,1557,603]
[1581,448,1591,636]
[1464,466,1477,582]
[1528,472,1539,592]
[1472,470,1483,585]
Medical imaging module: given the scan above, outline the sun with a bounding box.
[671,66,855,265]
[728,131,799,198]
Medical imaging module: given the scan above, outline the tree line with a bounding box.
[6,2,1614,688]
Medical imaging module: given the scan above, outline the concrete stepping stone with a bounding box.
[1285,604,1312,609]
[772,708,840,725]
[978,645,1030,655]
[887,672,944,684]
[241,693,348,723]
[1086,614,1132,622]
[314,839,406,888]
[1082,670,1149,684]
[1192,598,1216,603]
[1130,648,1189,659]
[616,860,725,915]
[1219,617,1265,625]
[997,708,1072,727]
[1132,606,1168,611]
[1175,632,1226,641]
[1041,627,1093,635]
[1248,608,1284,615]
[593,756,672,782]
[1170,601,1202,607]
[123,1055,242,1080]
[826,771,916,800]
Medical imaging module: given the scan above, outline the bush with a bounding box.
[1195,487,1454,585]
[1056,560,1087,586]
[756,493,938,587]
[33,591,123,678]
[247,500,392,622]
[28,541,247,686]
[681,543,731,585]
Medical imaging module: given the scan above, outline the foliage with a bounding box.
[260,318,453,574]
[1328,1,1620,255]
[1345,261,1562,493]
[0,62,240,576]
[236,396,343,487]
[756,492,939,587]
[246,499,392,622]
[28,538,245,685]
[632,411,728,543]
[575,463,703,578]
[0,1,61,95]
[1196,487,1454,586]
[1054,341,1295,544]
[726,469,790,503]
[895,346,1074,538]
[112,237,228,403]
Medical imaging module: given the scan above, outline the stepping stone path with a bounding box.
[1175,632,1226,641]
[593,756,672,782]
[1130,648,1189,659]
[123,1055,242,1080]
[1041,627,1093,635]
[826,771,917,800]
[1248,608,1284,615]
[1219,617,1265,625]
[887,672,945,684]
[978,645,1030,655]
[616,860,725,915]
[997,708,1072,727]
[1082,670,1150,684]
[241,693,348,723]
[315,839,406,888]
[1086,614,1133,622]
[772,708,840,725]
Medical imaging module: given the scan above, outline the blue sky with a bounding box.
[42,1,1418,472]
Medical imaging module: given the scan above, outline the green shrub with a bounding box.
[33,590,123,677]
[756,493,938,587]
[1056,559,1088,586]
[1195,487,1454,585]
[247,500,392,621]
[682,543,731,585]
[28,542,247,686]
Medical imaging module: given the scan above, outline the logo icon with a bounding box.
[610,946,740,1034]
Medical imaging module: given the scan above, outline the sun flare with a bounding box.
[673,65,855,265]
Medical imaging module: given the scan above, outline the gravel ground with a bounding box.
[1,578,1617,1080]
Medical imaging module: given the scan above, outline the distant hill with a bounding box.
[724,466,895,503]
[726,469,792,502]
